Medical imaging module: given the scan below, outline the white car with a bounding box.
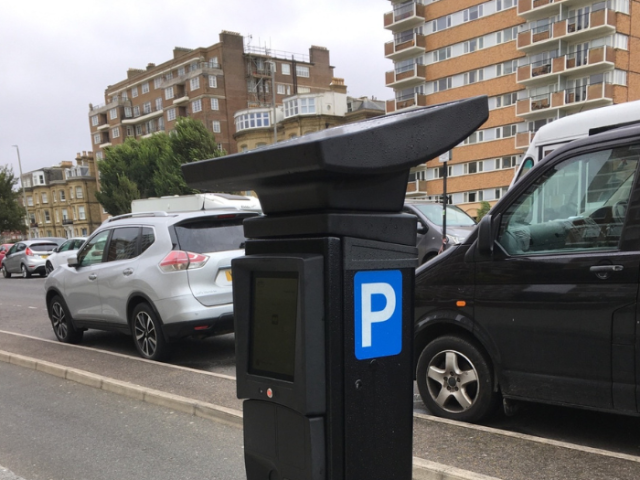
[45,237,86,275]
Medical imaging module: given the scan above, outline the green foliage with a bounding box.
[96,118,224,216]
[0,165,27,234]
[476,201,492,221]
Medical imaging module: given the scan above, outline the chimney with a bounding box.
[330,77,347,94]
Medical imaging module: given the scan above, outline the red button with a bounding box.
[267,388,273,398]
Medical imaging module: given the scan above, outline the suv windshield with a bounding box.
[412,204,476,227]
[174,219,246,253]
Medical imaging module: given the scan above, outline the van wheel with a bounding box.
[48,295,83,344]
[132,303,168,361]
[416,335,498,423]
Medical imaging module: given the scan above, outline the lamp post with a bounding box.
[266,60,278,144]
[11,145,30,239]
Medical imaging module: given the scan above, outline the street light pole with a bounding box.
[11,145,30,239]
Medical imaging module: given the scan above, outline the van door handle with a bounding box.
[88,274,97,280]
[590,265,624,273]
[123,268,134,276]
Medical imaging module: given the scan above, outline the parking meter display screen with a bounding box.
[249,273,298,382]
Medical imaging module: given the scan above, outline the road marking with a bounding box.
[414,412,640,464]
[28,306,37,309]
[0,329,237,381]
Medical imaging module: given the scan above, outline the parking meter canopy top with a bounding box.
[182,96,488,215]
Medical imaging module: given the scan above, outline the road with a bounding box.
[2,276,640,460]
[0,361,245,480]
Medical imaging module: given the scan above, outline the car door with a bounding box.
[475,142,640,412]
[5,243,24,273]
[64,230,111,320]
[98,227,143,325]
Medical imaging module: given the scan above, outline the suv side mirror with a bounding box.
[67,255,79,267]
[477,214,493,256]
[417,223,428,235]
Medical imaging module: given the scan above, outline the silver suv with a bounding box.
[44,210,257,360]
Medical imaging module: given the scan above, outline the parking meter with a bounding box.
[182,96,488,480]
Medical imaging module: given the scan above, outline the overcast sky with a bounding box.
[0,0,393,176]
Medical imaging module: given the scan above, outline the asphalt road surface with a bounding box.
[2,276,640,459]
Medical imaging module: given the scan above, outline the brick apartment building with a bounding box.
[88,31,336,159]
[20,152,102,239]
[384,0,639,217]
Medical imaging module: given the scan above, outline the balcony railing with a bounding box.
[62,219,73,225]
[384,33,427,60]
[518,0,564,18]
[518,8,616,51]
[385,64,426,88]
[386,93,427,113]
[517,46,615,85]
[516,82,614,117]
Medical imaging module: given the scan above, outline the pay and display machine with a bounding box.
[182,97,489,480]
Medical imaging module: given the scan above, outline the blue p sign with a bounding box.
[354,270,402,360]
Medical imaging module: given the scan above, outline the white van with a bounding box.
[131,193,262,214]
[511,100,640,188]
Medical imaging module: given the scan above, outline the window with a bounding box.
[76,186,83,199]
[165,87,174,100]
[235,112,270,131]
[82,228,88,236]
[497,0,516,11]
[155,97,163,111]
[298,86,310,94]
[281,63,291,75]
[91,115,98,126]
[495,124,517,139]
[69,188,74,199]
[165,72,173,81]
[42,193,48,204]
[464,5,484,22]
[158,117,165,131]
[167,108,176,121]
[178,66,185,76]
[432,15,451,32]
[496,156,517,169]
[62,209,68,221]
[209,57,219,68]
[212,121,221,133]
[106,227,139,261]
[27,196,33,206]
[464,38,483,53]
[124,106,132,118]
[132,86,138,98]
[433,47,451,62]
[464,131,484,144]
[433,77,452,92]
[143,102,152,114]
[192,99,202,113]
[466,161,484,174]
[77,206,86,220]
[497,145,639,255]
[209,75,217,88]
[497,60,517,76]
[55,210,60,223]
[44,210,51,223]
[59,190,65,202]
[211,98,219,110]
[154,77,162,89]
[112,127,120,138]
[190,76,200,91]
[121,91,128,100]
[464,69,483,85]
[141,82,149,94]
[94,134,101,145]
[96,151,103,160]
[277,84,286,94]
[296,65,310,77]
[77,230,110,267]
[136,125,143,136]
[299,97,316,114]
[495,92,518,108]
[133,106,140,117]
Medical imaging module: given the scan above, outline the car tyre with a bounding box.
[45,262,54,275]
[48,295,83,344]
[132,303,169,361]
[2,265,11,278]
[416,335,498,423]
[21,264,31,279]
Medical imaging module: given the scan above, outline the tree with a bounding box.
[476,201,491,221]
[95,117,224,216]
[0,165,27,234]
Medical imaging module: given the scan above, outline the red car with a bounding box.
[0,244,14,267]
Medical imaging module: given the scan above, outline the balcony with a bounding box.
[62,219,73,225]
[386,93,428,114]
[385,64,426,89]
[384,2,425,31]
[89,95,131,114]
[518,0,565,20]
[161,62,223,88]
[516,82,613,118]
[517,46,615,86]
[385,33,427,61]
[517,9,617,53]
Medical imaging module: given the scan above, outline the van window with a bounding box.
[498,145,639,255]
[514,157,535,183]
[412,204,476,227]
[174,219,246,253]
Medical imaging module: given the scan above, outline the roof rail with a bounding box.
[105,211,169,223]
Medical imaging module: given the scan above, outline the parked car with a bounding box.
[45,237,86,274]
[414,123,640,423]
[2,239,63,278]
[0,244,14,266]
[403,201,476,264]
[44,209,258,360]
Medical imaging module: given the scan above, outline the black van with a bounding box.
[414,123,640,423]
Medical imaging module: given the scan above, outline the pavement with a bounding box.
[1,329,639,480]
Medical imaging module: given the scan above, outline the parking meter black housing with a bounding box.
[182,96,489,215]
[182,97,488,480]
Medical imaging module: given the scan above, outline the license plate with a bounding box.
[41,255,49,259]
[225,270,233,282]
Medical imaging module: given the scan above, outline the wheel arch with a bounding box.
[414,310,502,391]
